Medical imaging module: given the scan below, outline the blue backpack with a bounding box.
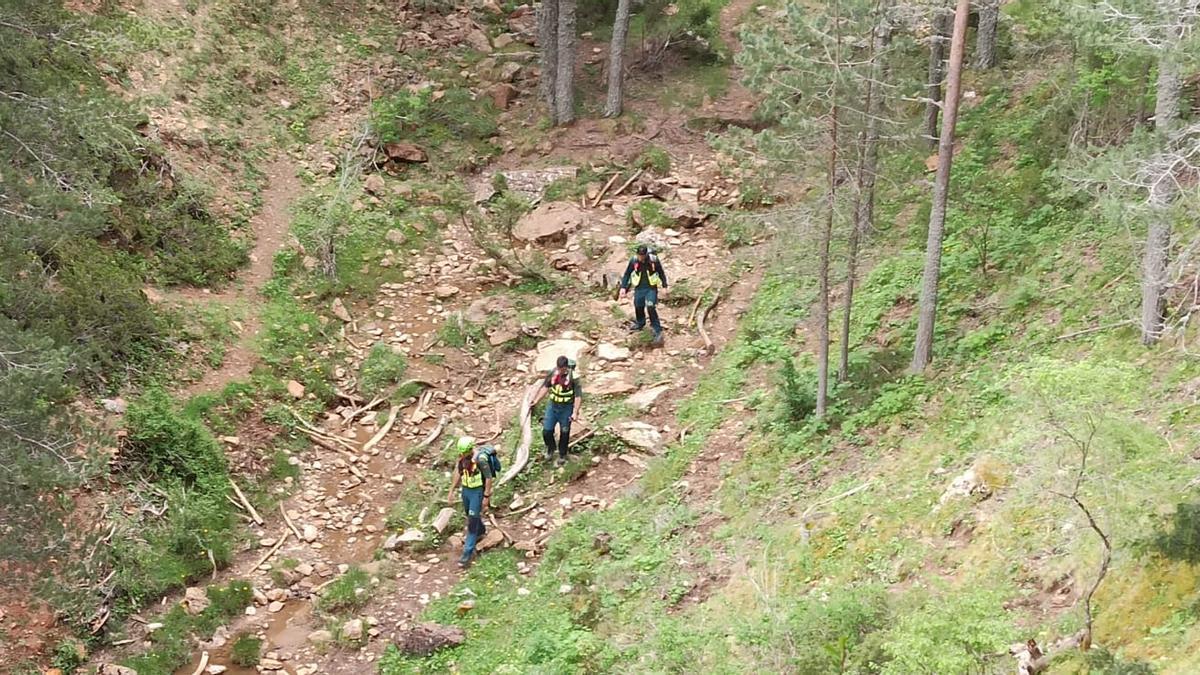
[477,445,502,476]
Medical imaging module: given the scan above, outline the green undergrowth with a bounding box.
[383,32,1200,675]
[120,580,254,675]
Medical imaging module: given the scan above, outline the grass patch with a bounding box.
[359,341,409,398]
[316,567,373,615]
[230,634,263,667]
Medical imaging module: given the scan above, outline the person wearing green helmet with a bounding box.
[446,436,493,567]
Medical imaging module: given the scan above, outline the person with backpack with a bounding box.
[620,244,668,344]
[530,355,582,467]
[446,436,496,568]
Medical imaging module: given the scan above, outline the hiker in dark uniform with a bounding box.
[620,244,668,344]
[446,436,493,567]
[530,355,582,467]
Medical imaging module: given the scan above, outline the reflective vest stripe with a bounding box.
[462,468,483,489]
[548,376,574,404]
[633,260,662,288]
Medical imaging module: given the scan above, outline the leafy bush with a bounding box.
[372,88,498,170]
[230,634,263,667]
[124,388,228,486]
[1153,502,1200,564]
[317,567,373,615]
[779,357,817,423]
[359,342,408,397]
[630,200,675,230]
[880,587,1017,674]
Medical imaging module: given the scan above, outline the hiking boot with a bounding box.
[627,321,643,333]
[555,456,566,468]
[652,331,664,345]
[544,448,554,462]
[458,553,473,568]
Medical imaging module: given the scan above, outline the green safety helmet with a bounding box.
[457,436,475,453]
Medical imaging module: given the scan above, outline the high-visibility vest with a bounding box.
[548,372,575,404]
[633,258,662,287]
[460,457,484,489]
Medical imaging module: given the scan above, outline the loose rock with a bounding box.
[393,623,466,656]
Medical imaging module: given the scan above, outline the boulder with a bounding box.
[385,228,407,245]
[589,372,636,396]
[487,83,518,110]
[342,618,364,641]
[432,507,455,534]
[286,380,306,399]
[533,339,590,373]
[393,623,467,655]
[513,201,586,244]
[488,328,519,347]
[364,174,386,195]
[383,142,428,163]
[384,528,427,550]
[465,28,492,52]
[100,397,127,414]
[626,384,671,412]
[938,466,993,505]
[302,524,319,543]
[478,528,506,551]
[595,343,630,362]
[308,629,334,645]
[665,201,709,228]
[331,297,353,323]
[181,586,209,615]
[612,422,662,453]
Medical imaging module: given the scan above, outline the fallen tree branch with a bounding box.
[191,651,210,675]
[288,407,359,452]
[229,479,263,525]
[687,282,713,326]
[335,387,365,404]
[279,503,303,542]
[612,168,644,197]
[254,529,290,570]
[496,384,539,487]
[1054,319,1135,342]
[409,415,448,456]
[362,406,400,454]
[698,290,723,354]
[504,501,540,517]
[567,428,595,449]
[591,171,621,207]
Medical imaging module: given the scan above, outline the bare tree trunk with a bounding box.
[839,5,889,382]
[538,0,559,109]
[604,0,632,117]
[974,0,999,70]
[817,0,842,418]
[554,0,577,125]
[1140,53,1182,344]
[911,0,970,373]
[923,11,950,150]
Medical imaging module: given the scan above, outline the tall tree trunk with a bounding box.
[817,0,842,418]
[554,0,577,125]
[538,0,559,109]
[1140,53,1183,344]
[604,0,632,117]
[923,11,951,150]
[911,0,970,373]
[974,0,999,70]
[840,4,889,382]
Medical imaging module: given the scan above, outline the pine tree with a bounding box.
[604,0,633,117]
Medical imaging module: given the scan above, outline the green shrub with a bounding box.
[880,587,1017,674]
[636,147,672,175]
[230,634,263,667]
[124,388,228,486]
[317,567,373,615]
[360,342,408,397]
[630,200,674,230]
[1153,502,1200,564]
[779,358,816,423]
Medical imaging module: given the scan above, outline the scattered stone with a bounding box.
[533,338,589,372]
[303,524,320,543]
[596,343,631,362]
[384,528,427,550]
[364,174,386,196]
[487,82,518,110]
[342,618,365,641]
[383,142,428,163]
[432,507,455,534]
[938,465,993,505]
[612,422,662,453]
[259,537,277,548]
[478,528,505,551]
[626,384,671,412]
[268,601,285,613]
[559,583,573,594]
[496,166,577,202]
[434,285,460,299]
[465,28,492,52]
[287,380,306,399]
[101,397,127,414]
[296,562,314,577]
[416,564,431,574]
[332,298,353,323]
[99,666,138,675]
[385,228,407,245]
[308,629,334,645]
[513,201,587,244]
[181,586,209,615]
[517,587,530,596]
[531,518,548,529]
[588,372,636,396]
[259,658,284,671]
[393,623,466,656]
[206,666,227,675]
